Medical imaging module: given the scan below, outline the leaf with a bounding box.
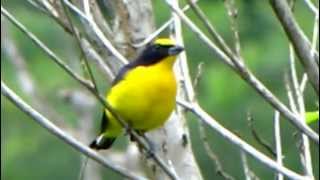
[306,111,319,124]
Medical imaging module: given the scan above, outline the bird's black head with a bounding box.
[132,38,184,66]
[112,39,184,85]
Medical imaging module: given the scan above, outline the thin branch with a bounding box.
[132,1,197,48]
[80,38,115,81]
[223,0,241,57]
[165,0,234,67]
[170,0,195,102]
[299,74,308,93]
[59,89,101,180]
[311,15,319,65]
[62,0,128,65]
[164,0,319,143]
[289,45,314,179]
[273,111,284,180]
[300,8,319,93]
[303,0,319,16]
[26,0,73,34]
[270,0,319,95]
[1,6,94,90]
[241,150,251,180]
[285,75,299,113]
[247,113,276,157]
[1,82,147,180]
[39,0,59,17]
[240,151,260,180]
[26,0,49,14]
[198,122,235,180]
[177,100,309,180]
[1,21,72,131]
[193,62,204,88]
[185,0,234,58]
[26,0,115,82]
[59,0,99,91]
[82,0,92,18]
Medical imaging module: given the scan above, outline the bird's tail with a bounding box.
[89,134,116,150]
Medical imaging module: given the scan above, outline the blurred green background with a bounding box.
[1,0,319,180]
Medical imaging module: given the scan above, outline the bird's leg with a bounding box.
[140,133,157,159]
[124,122,133,137]
[129,129,156,158]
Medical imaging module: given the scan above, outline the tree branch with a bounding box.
[273,111,284,180]
[270,0,319,95]
[240,150,260,180]
[198,121,235,180]
[177,100,309,180]
[1,82,147,180]
[288,46,314,179]
[164,0,319,144]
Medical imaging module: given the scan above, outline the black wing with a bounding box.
[99,63,132,133]
[100,111,109,133]
[112,64,132,85]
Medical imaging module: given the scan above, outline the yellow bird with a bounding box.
[90,38,184,149]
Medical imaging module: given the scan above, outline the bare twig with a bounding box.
[288,45,314,179]
[241,150,251,180]
[164,0,319,143]
[247,113,276,157]
[81,39,115,81]
[285,75,298,113]
[303,0,319,16]
[1,82,146,180]
[311,15,319,65]
[177,100,309,180]
[170,0,194,102]
[192,62,204,91]
[59,0,99,91]
[299,74,309,93]
[1,6,94,89]
[62,0,128,65]
[198,122,235,180]
[240,151,260,180]
[270,0,319,95]
[26,0,49,14]
[273,111,284,180]
[60,89,102,180]
[185,0,234,58]
[132,1,197,48]
[1,20,72,131]
[27,1,115,81]
[300,9,319,92]
[223,0,241,57]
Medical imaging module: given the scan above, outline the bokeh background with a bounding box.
[1,0,319,179]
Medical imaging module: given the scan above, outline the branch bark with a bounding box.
[270,0,319,95]
[178,100,309,180]
[163,0,319,144]
[1,82,147,180]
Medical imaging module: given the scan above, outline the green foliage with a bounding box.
[306,111,319,124]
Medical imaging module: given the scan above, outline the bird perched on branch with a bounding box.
[90,38,184,150]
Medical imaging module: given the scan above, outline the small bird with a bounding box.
[90,38,184,150]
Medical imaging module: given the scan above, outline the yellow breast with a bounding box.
[105,56,177,136]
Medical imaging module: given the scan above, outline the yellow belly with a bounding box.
[105,61,177,137]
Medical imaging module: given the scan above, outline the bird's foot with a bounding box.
[141,134,157,159]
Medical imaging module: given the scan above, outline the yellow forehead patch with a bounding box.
[154,38,176,46]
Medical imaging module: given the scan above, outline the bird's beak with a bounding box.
[168,45,184,56]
